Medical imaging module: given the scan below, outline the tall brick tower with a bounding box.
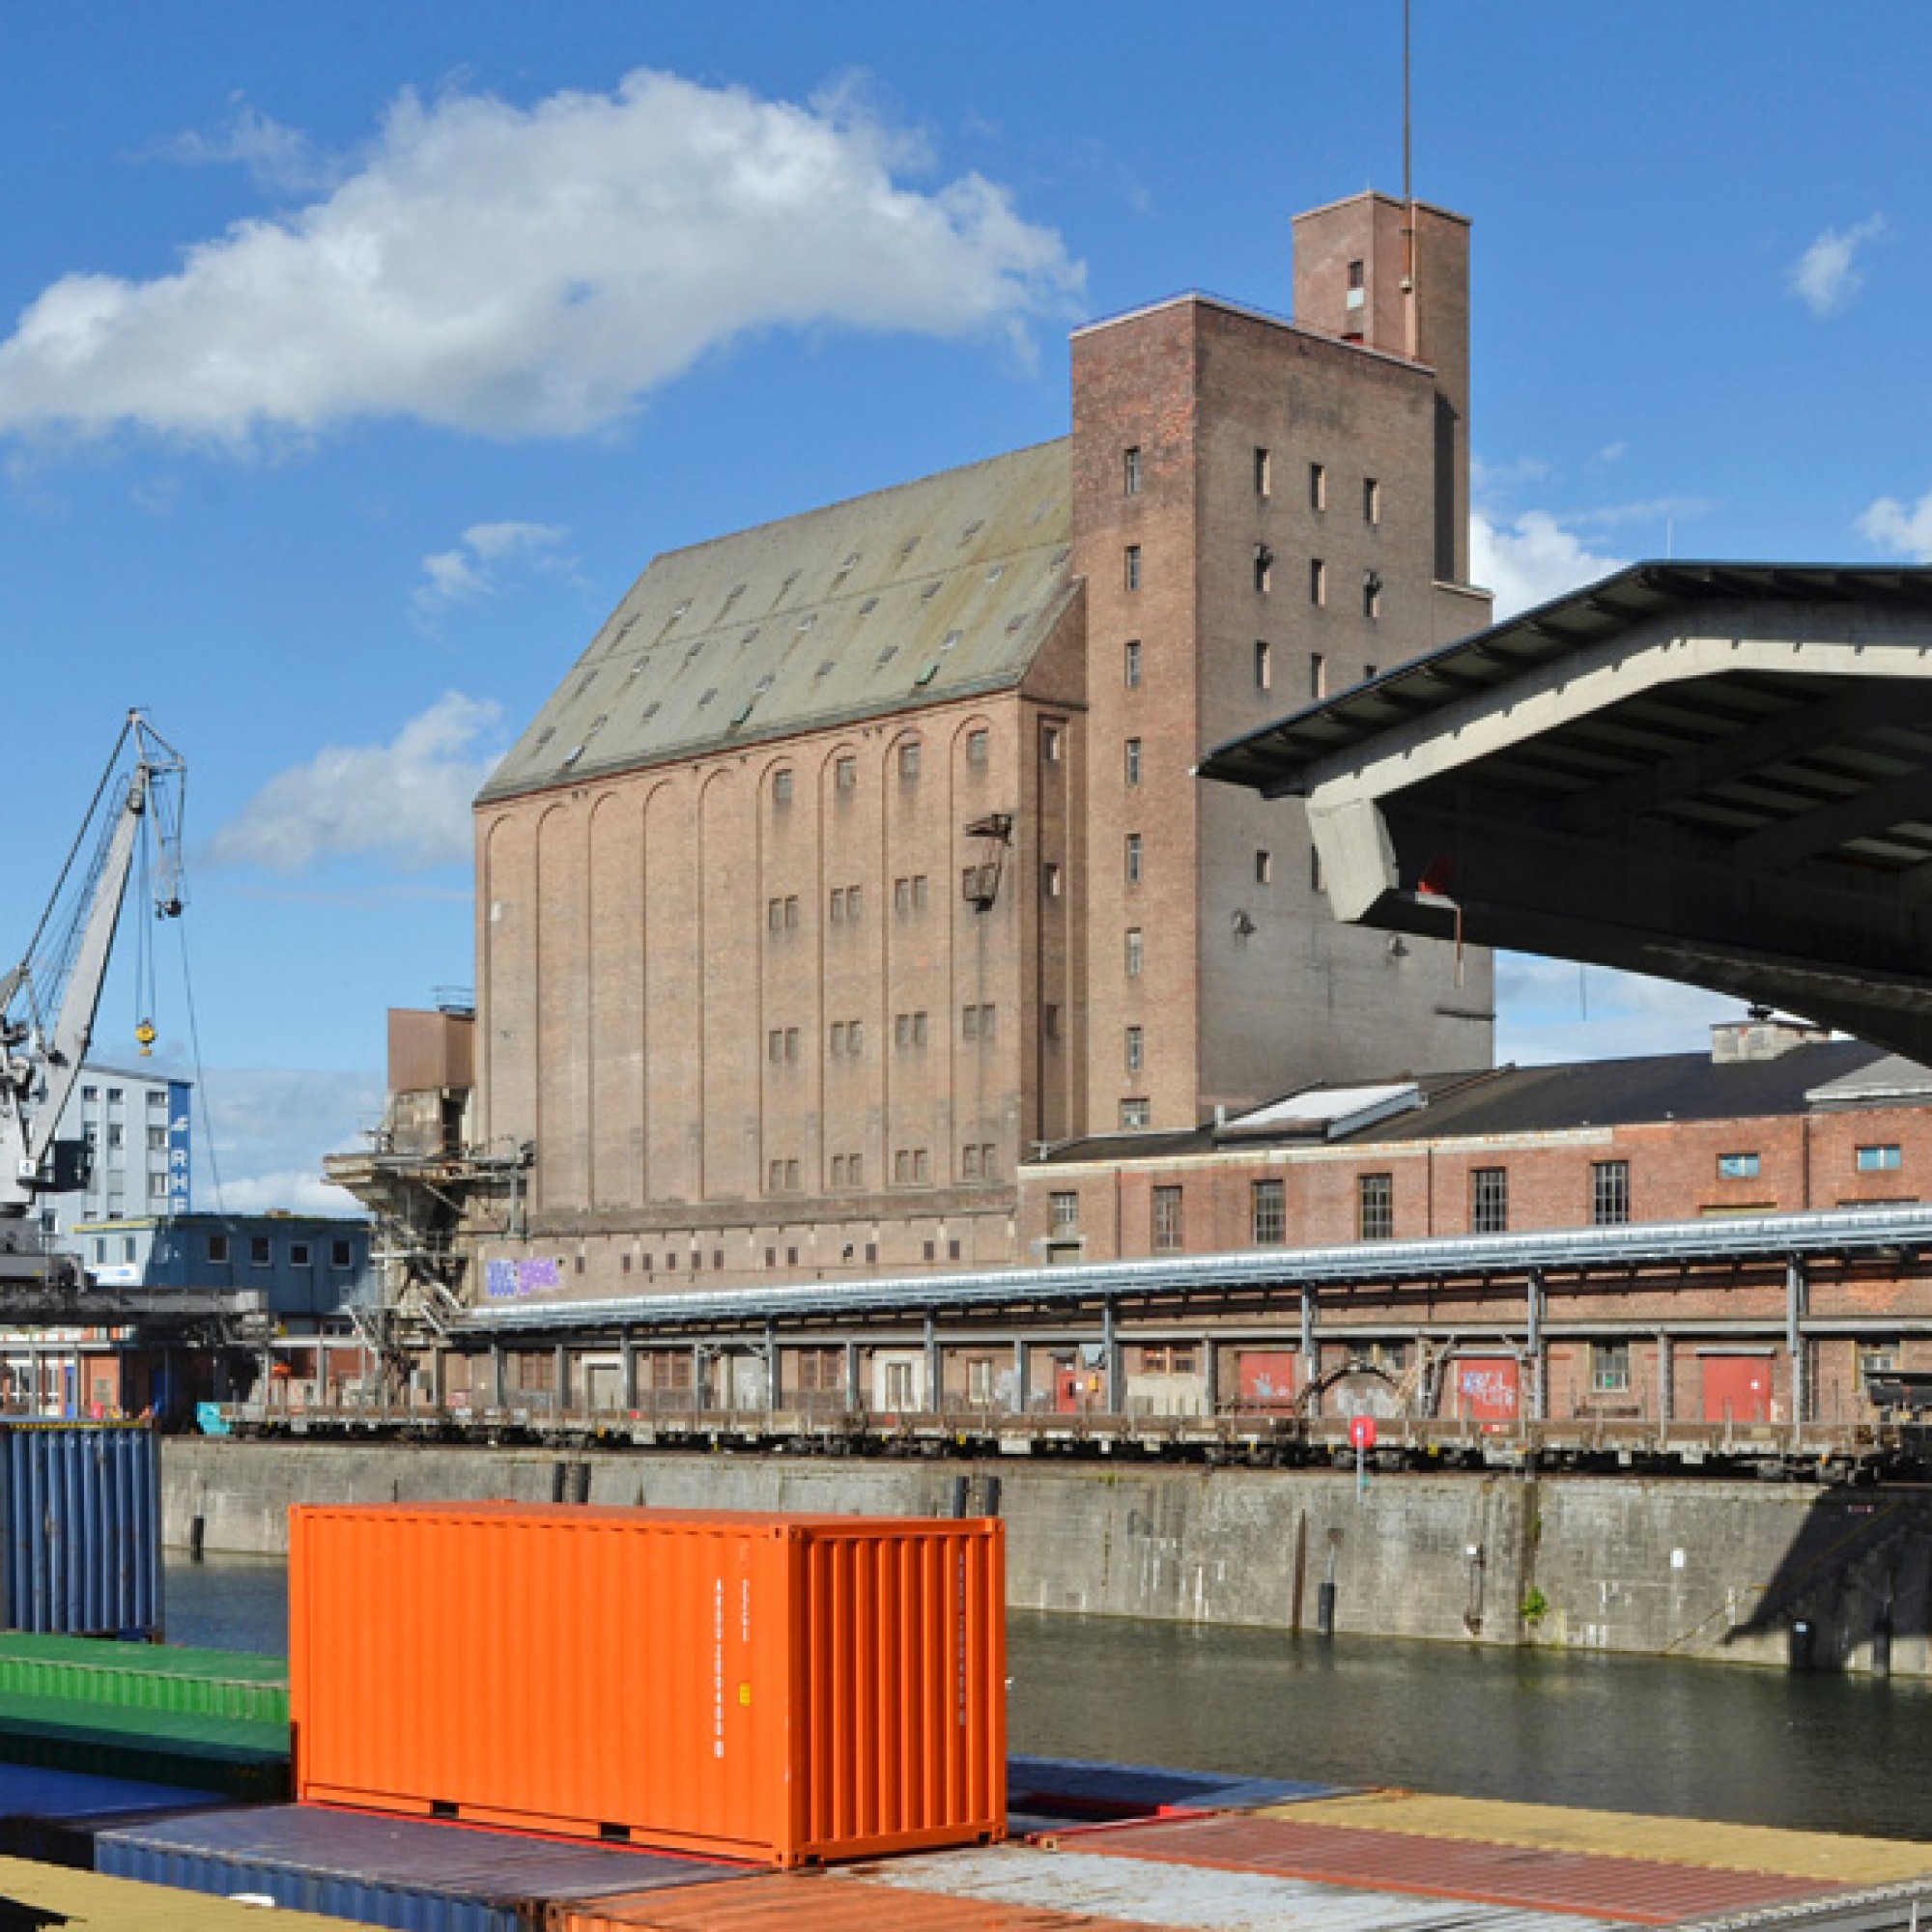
[1070,191,1491,1135]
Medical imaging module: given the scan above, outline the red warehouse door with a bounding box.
[1453,1356,1520,1423]
[1702,1354,1772,1424]
[1236,1350,1297,1413]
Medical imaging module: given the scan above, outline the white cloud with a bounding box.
[1791,214,1887,318]
[1859,490,1932,561]
[415,520,569,614]
[190,1065,384,1216]
[208,693,503,873]
[1495,953,1747,1065]
[0,71,1082,446]
[1471,508,1628,620]
[160,101,333,195]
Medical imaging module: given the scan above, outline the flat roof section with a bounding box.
[1198,562,1932,1064]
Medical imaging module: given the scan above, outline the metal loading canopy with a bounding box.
[1197,562,1932,1061]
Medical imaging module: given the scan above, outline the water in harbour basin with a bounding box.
[167,1553,1932,1842]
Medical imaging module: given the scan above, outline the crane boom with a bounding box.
[0,713,185,1218]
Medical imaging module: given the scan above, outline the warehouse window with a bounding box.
[1719,1151,1761,1179]
[209,1235,229,1264]
[772,768,794,805]
[1254,447,1272,497]
[1255,639,1273,690]
[1471,1166,1508,1235]
[289,1241,311,1267]
[1310,652,1327,701]
[1041,724,1063,763]
[1310,462,1327,511]
[1858,1144,1903,1172]
[899,740,922,781]
[1041,861,1063,898]
[835,754,857,793]
[1120,1097,1151,1129]
[1051,1191,1079,1234]
[1255,849,1272,886]
[1357,1173,1394,1241]
[1253,544,1272,594]
[1364,477,1382,525]
[1124,545,1142,591]
[1125,834,1143,886]
[1252,1179,1285,1246]
[1122,445,1142,495]
[966,728,989,766]
[1124,737,1142,786]
[1125,1025,1144,1074]
[1152,1185,1184,1251]
[1591,1342,1632,1394]
[331,1240,352,1268]
[1125,927,1144,977]
[251,1236,272,1266]
[1123,639,1142,688]
[1363,571,1382,620]
[1311,843,1324,893]
[1592,1159,1631,1225]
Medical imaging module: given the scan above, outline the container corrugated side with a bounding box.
[0,1632,288,1722]
[1007,1754,1343,1820]
[1276,1790,1932,1884]
[97,1804,741,1932]
[0,1690,289,1798]
[0,1850,355,1932]
[1062,1815,1845,1921]
[292,1502,1006,1868]
[555,1871,1147,1931]
[0,1422,161,1637]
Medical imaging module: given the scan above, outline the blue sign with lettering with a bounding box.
[166,1079,192,1215]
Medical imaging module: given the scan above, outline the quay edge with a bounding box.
[163,1439,1932,1676]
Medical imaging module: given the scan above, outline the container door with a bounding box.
[1702,1354,1772,1423]
[1452,1355,1520,1422]
[1236,1350,1296,1412]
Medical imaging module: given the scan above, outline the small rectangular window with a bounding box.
[784,1026,800,1061]
[1310,558,1326,606]
[769,1158,784,1192]
[899,740,922,781]
[1125,927,1144,977]
[785,1159,799,1191]
[1124,545,1142,591]
[1357,1173,1394,1241]
[1471,1166,1508,1235]
[331,1239,352,1268]
[1311,842,1324,893]
[1041,860,1063,898]
[1364,476,1381,525]
[1718,1152,1761,1179]
[768,1029,784,1064]
[1122,445,1142,495]
[1125,833,1143,886]
[961,1144,981,1180]
[1363,570,1382,619]
[251,1236,272,1266]
[209,1235,229,1264]
[1125,1025,1144,1073]
[772,769,794,805]
[966,727,989,766]
[289,1241,311,1267]
[1252,1179,1285,1245]
[1121,1096,1151,1129]
[1041,724,1063,763]
[1254,446,1271,497]
[1858,1144,1903,1172]
[1051,1190,1080,1234]
[1592,1159,1631,1226]
[767,897,783,933]
[914,1149,930,1183]
[784,895,799,928]
[1123,639,1142,688]
[1347,259,1365,290]
[1254,544,1272,594]
[1044,1004,1062,1041]
[1124,737,1142,786]
[1310,462,1327,511]
[835,754,857,793]
[830,1021,847,1055]
[1310,652,1326,700]
[829,888,844,923]
[962,1005,979,1041]
[913,873,928,909]
[1152,1185,1183,1251]
[846,885,862,921]
[1255,849,1272,886]
[1591,1341,1632,1394]
[1258,640,1278,692]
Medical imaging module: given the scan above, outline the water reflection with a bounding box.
[165,1555,1932,1842]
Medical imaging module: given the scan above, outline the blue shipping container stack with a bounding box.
[0,1423,162,1639]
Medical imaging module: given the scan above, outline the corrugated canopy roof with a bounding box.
[1198,561,1932,796]
[480,441,1073,805]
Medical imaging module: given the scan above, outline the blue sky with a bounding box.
[2,2,1927,1207]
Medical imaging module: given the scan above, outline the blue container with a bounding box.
[97,1805,740,1932]
[0,1423,162,1638]
[0,1760,222,1865]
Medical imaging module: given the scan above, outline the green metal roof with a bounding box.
[480,440,1074,805]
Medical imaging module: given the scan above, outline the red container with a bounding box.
[290,1502,1006,1867]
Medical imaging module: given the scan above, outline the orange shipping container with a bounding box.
[290,1503,1006,1868]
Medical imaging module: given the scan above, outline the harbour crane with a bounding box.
[0,713,185,1287]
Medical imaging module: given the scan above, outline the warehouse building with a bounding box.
[465,190,1495,1301]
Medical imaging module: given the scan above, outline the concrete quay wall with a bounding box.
[162,1440,1932,1675]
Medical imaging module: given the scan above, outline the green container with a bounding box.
[0,1634,288,1724]
[0,1689,289,1800]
